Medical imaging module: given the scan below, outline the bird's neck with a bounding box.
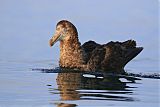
[59,34,85,69]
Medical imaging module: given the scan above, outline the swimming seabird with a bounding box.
[49,20,143,73]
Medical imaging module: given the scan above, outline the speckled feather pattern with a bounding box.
[50,20,143,73]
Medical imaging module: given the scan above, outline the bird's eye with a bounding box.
[57,28,60,31]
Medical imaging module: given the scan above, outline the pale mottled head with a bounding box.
[49,20,78,47]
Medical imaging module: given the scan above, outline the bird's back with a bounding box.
[82,40,143,73]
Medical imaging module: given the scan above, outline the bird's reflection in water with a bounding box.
[49,71,140,106]
[56,73,82,100]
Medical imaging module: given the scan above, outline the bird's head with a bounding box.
[49,20,78,47]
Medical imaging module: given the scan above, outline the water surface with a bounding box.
[0,59,159,107]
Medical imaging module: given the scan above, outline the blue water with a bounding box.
[0,59,159,107]
[0,0,159,107]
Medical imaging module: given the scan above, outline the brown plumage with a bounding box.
[49,20,143,73]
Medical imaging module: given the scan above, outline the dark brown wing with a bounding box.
[82,40,101,63]
[101,40,143,72]
[85,40,143,73]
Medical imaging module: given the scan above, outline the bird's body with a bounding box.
[49,20,143,73]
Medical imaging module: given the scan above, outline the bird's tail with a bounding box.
[124,47,143,66]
